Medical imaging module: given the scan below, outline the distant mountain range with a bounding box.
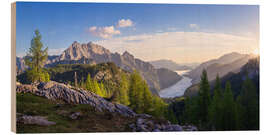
[187,52,254,84]
[149,59,194,71]
[16,41,182,94]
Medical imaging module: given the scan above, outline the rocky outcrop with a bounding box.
[16,81,197,132]
[17,81,136,117]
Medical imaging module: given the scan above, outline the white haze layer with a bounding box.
[159,70,192,98]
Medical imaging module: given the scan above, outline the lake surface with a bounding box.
[159,70,192,98]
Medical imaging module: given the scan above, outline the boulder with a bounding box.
[17,115,56,126]
[69,112,82,120]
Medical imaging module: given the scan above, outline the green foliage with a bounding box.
[84,74,104,97]
[129,71,145,113]
[26,69,50,83]
[85,74,93,92]
[141,81,153,113]
[208,75,223,130]
[237,76,259,130]
[24,30,49,83]
[182,96,199,125]
[222,82,238,130]
[198,69,211,124]
[128,70,168,118]
[116,74,130,106]
[150,96,167,117]
[180,70,259,131]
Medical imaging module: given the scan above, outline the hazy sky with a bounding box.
[16,2,259,63]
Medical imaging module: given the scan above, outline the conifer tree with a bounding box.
[129,70,144,113]
[117,74,130,105]
[208,75,223,130]
[93,79,103,97]
[99,82,107,97]
[237,76,259,129]
[142,81,153,113]
[25,30,49,82]
[222,81,237,130]
[198,69,211,124]
[85,74,93,92]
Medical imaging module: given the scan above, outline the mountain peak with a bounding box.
[59,41,112,61]
[122,51,133,57]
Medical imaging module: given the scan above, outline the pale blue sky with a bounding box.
[16,2,259,63]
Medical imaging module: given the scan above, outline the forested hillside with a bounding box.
[168,58,259,130]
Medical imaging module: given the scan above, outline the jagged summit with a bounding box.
[122,51,134,59]
[59,41,111,61]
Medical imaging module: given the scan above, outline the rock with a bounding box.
[129,123,137,132]
[137,124,149,132]
[115,103,136,117]
[17,115,56,126]
[169,124,183,131]
[136,118,146,125]
[69,112,81,120]
[136,113,152,118]
[16,84,38,93]
[16,81,136,117]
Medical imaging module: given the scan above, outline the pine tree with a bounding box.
[222,81,237,130]
[183,96,200,125]
[208,75,223,130]
[198,69,211,124]
[25,30,49,83]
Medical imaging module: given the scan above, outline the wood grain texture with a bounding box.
[11,2,16,133]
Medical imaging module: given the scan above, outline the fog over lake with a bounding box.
[159,70,192,98]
